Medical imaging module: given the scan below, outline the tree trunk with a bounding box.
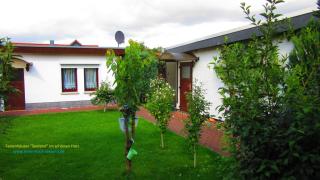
[124,116,131,172]
[104,102,107,112]
[160,132,164,148]
[131,112,136,139]
[193,144,197,168]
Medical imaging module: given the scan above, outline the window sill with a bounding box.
[61,92,79,95]
[84,91,96,94]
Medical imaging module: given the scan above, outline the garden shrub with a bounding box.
[146,78,175,148]
[90,81,114,112]
[212,0,320,179]
[281,19,320,178]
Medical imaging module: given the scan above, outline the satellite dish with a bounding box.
[115,31,125,47]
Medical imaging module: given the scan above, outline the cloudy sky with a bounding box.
[1,0,317,48]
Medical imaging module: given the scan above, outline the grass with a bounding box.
[0,110,231,179]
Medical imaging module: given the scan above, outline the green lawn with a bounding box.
[0,110,230,179]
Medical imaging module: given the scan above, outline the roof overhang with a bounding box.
[159,52,198,62]
[167,11,318,53]
[12,58,33,71]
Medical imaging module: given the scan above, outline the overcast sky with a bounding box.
[0,0,317,48]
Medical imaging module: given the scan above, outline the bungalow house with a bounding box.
[3,9,316,113]
[162,9,317,117]
[6,40,124,110]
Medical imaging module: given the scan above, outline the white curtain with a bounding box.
[63,69,76,89]
[85,69,97,89]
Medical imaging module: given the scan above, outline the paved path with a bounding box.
[0,105,116,116]
[137,107,226,155]
[0,105,226,155]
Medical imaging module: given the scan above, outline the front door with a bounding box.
[7,68,25,110]
[180,62,192,112]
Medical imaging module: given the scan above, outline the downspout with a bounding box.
[176,61,180,110]
[176,61,179,109]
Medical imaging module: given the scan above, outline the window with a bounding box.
[12,68,24,81]
[182,66,191,79]
[61,68,77,92]
[84,68,98,91]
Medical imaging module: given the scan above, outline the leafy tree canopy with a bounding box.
[106,40,158,112]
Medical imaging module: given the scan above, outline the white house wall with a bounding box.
[192,39,294,118]
[277,39,294,59]
[193,48,224,117]
[19,53,113,108]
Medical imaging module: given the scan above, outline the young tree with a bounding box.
[0,38,21,110]
[213,0,320,178]
[185,82,210,168]
[90,81,114,112]
[146,78,175,148]
[106,40,158,172]
[213,0,284,178]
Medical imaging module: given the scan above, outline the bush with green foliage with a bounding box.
[185,82,210,168]
[212,0,320,179]
[282,19,320,178]
[146,78,175,148]
[90,81,114,112]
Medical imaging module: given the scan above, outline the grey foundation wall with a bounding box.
[26,100,92,110]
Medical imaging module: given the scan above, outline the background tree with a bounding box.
[106,40,158,172]
[0,38,21,110]
[90,81,115,112]
[185,82,210,168]
[146,78,175,148]
[139,51,159,103]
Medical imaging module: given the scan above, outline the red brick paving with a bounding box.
[137,107,227,155]
[0,105,226,155]
[0,105,117,116]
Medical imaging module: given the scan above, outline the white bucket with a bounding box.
[119,117,139,132]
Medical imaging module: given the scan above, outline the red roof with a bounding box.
[11,40,124,56]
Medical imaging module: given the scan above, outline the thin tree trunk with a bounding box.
[160,132,164,148]
[193,144,197,168]
[104,102,107,112]
[127,111,136,173]
[124,116,131,172]
[3,98,7,111]
[131,112,136,139]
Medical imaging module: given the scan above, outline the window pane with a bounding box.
[63,69,76,90]
[182,66,190,79]
[12,68,24,81]
[85,69,97,90]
